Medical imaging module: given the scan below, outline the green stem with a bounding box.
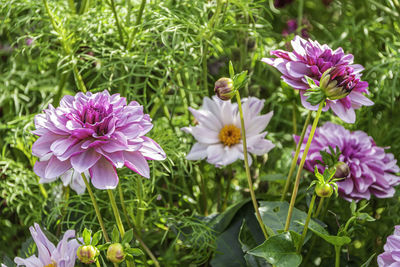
[343,217,356,233]
[95,260,101,267]
[109,0,124,45]
[236,91,269,239]
[107,190,135,267]
[314,197,324,218]
[335,245,340,267]
[281,111,311,201]
[81,173,110,242]
[127,0,146,49]
[38,183,48,199]
[107,189,125,235]
[297,194,316,253]
[284,102,324,232]
[67,0,76,13]
[297,0,304,33]
[222,168,233,211]
[118,184,133,229]
[292,101,298,135]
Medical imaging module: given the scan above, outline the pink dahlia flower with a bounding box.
[378,225,400,266]
[262,36,373,123]
[182,96,275,167]
[32,90,166,191]
[295,122,400,201]
[14,223,80,267]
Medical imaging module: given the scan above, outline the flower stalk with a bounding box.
[284,101,324,232]
[297,194,316,253]
[81,173,110,242]
[127,0,147,49]
[236,91,269,239]
[281,110,312,201]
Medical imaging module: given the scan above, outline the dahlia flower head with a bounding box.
[182,96,275,167]
[295,122,400,201]
[14,223,79,267]
[262,36,373,123]
[32,90,166,192]
[378,225,400,267]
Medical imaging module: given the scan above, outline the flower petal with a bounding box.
[89,157,119,189]
[124,151,150,178]
[70,149,101,173]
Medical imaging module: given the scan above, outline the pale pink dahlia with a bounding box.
[295,122,400,201]
[262,36,373,123]
[32,90,166,191]
[182,96,275,167]
[14,223,79,267]
[378,225,400,267]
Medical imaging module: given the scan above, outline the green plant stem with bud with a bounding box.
[117,184,161,267]
[335,245,341,267]
[81,173,110,242]
[236,91,269,240]
[107,189,134,267]
[284,101,324,232]
[281,110,312,201]
[297,194,316,253]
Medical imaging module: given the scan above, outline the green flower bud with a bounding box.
[315,183,333,198]
[77,245,99,264]
[214,77,234,101]
[107,243,126,264]
[334,161,350,178]
[320,68,353,100]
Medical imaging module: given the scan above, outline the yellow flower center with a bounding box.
[44,262,56,267]
[219,124,241,147]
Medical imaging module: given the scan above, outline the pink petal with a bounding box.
[330,101,356,123]
[44,156,71,178]
[70,149,101,173]
[124,151,150,178]
[140,137,166,160]
[32,133,63,157]
[89,157,119,189]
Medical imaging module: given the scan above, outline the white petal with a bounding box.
[186,143,208,160]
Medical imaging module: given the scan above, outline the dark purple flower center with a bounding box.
[79,100,113,136]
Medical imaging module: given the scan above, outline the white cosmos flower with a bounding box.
[181,96,275,167]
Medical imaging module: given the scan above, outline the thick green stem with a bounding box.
[284,102,324,232]
[236,91,269,239]
[297,0,304,33]
[81,173,110,242]
[281,111,312,201]
[107,189,125,235]
[314,197,325,218]
[297,194,316,253]
[335,245,340,267]
[127,0,146,49]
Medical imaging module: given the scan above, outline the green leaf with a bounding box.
[360,253,376,267]
[125,248,145,257]
[229,61,235,78]
[91,231,102,246]
[112,225,120,243]
[233,71,248,90]
[82,228,91,245]
[259,201,326,237]
[247,232,302,267]
[299,222,351,246]
[122,229,134,244]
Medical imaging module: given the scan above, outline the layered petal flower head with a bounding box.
[182,96,275,167]
[262,36,373,123]
[295,122,400,201]
[32,90,166,191]
[14,223,79,267]
[378,225,400,267]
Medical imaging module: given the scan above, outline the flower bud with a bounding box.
[77,245,99,264]
[315,183,333,198]
[214,78,234,101]
[107,243,125,264]
[334,161,350,178]
[320,67,358,100]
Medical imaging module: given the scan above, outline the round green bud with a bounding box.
[315,183,333,198]
[214,77,234,101]
[107,243,126,264]
[77,245,99,264]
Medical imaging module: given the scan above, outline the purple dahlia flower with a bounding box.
[295,122,400,201]
[14,223,79,267]
[182,96,275,167]
[32,90,166,191]
[378,225,400,266]
[262,36,373,123]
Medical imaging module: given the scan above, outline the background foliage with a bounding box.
[1,0,399,266]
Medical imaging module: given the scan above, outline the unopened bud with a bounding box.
[214,77,234,101]
[320,67,355,100]
[315,183,333,198]
[334,161,350,178]
[77,245,99,264]
[107,243,125,264]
